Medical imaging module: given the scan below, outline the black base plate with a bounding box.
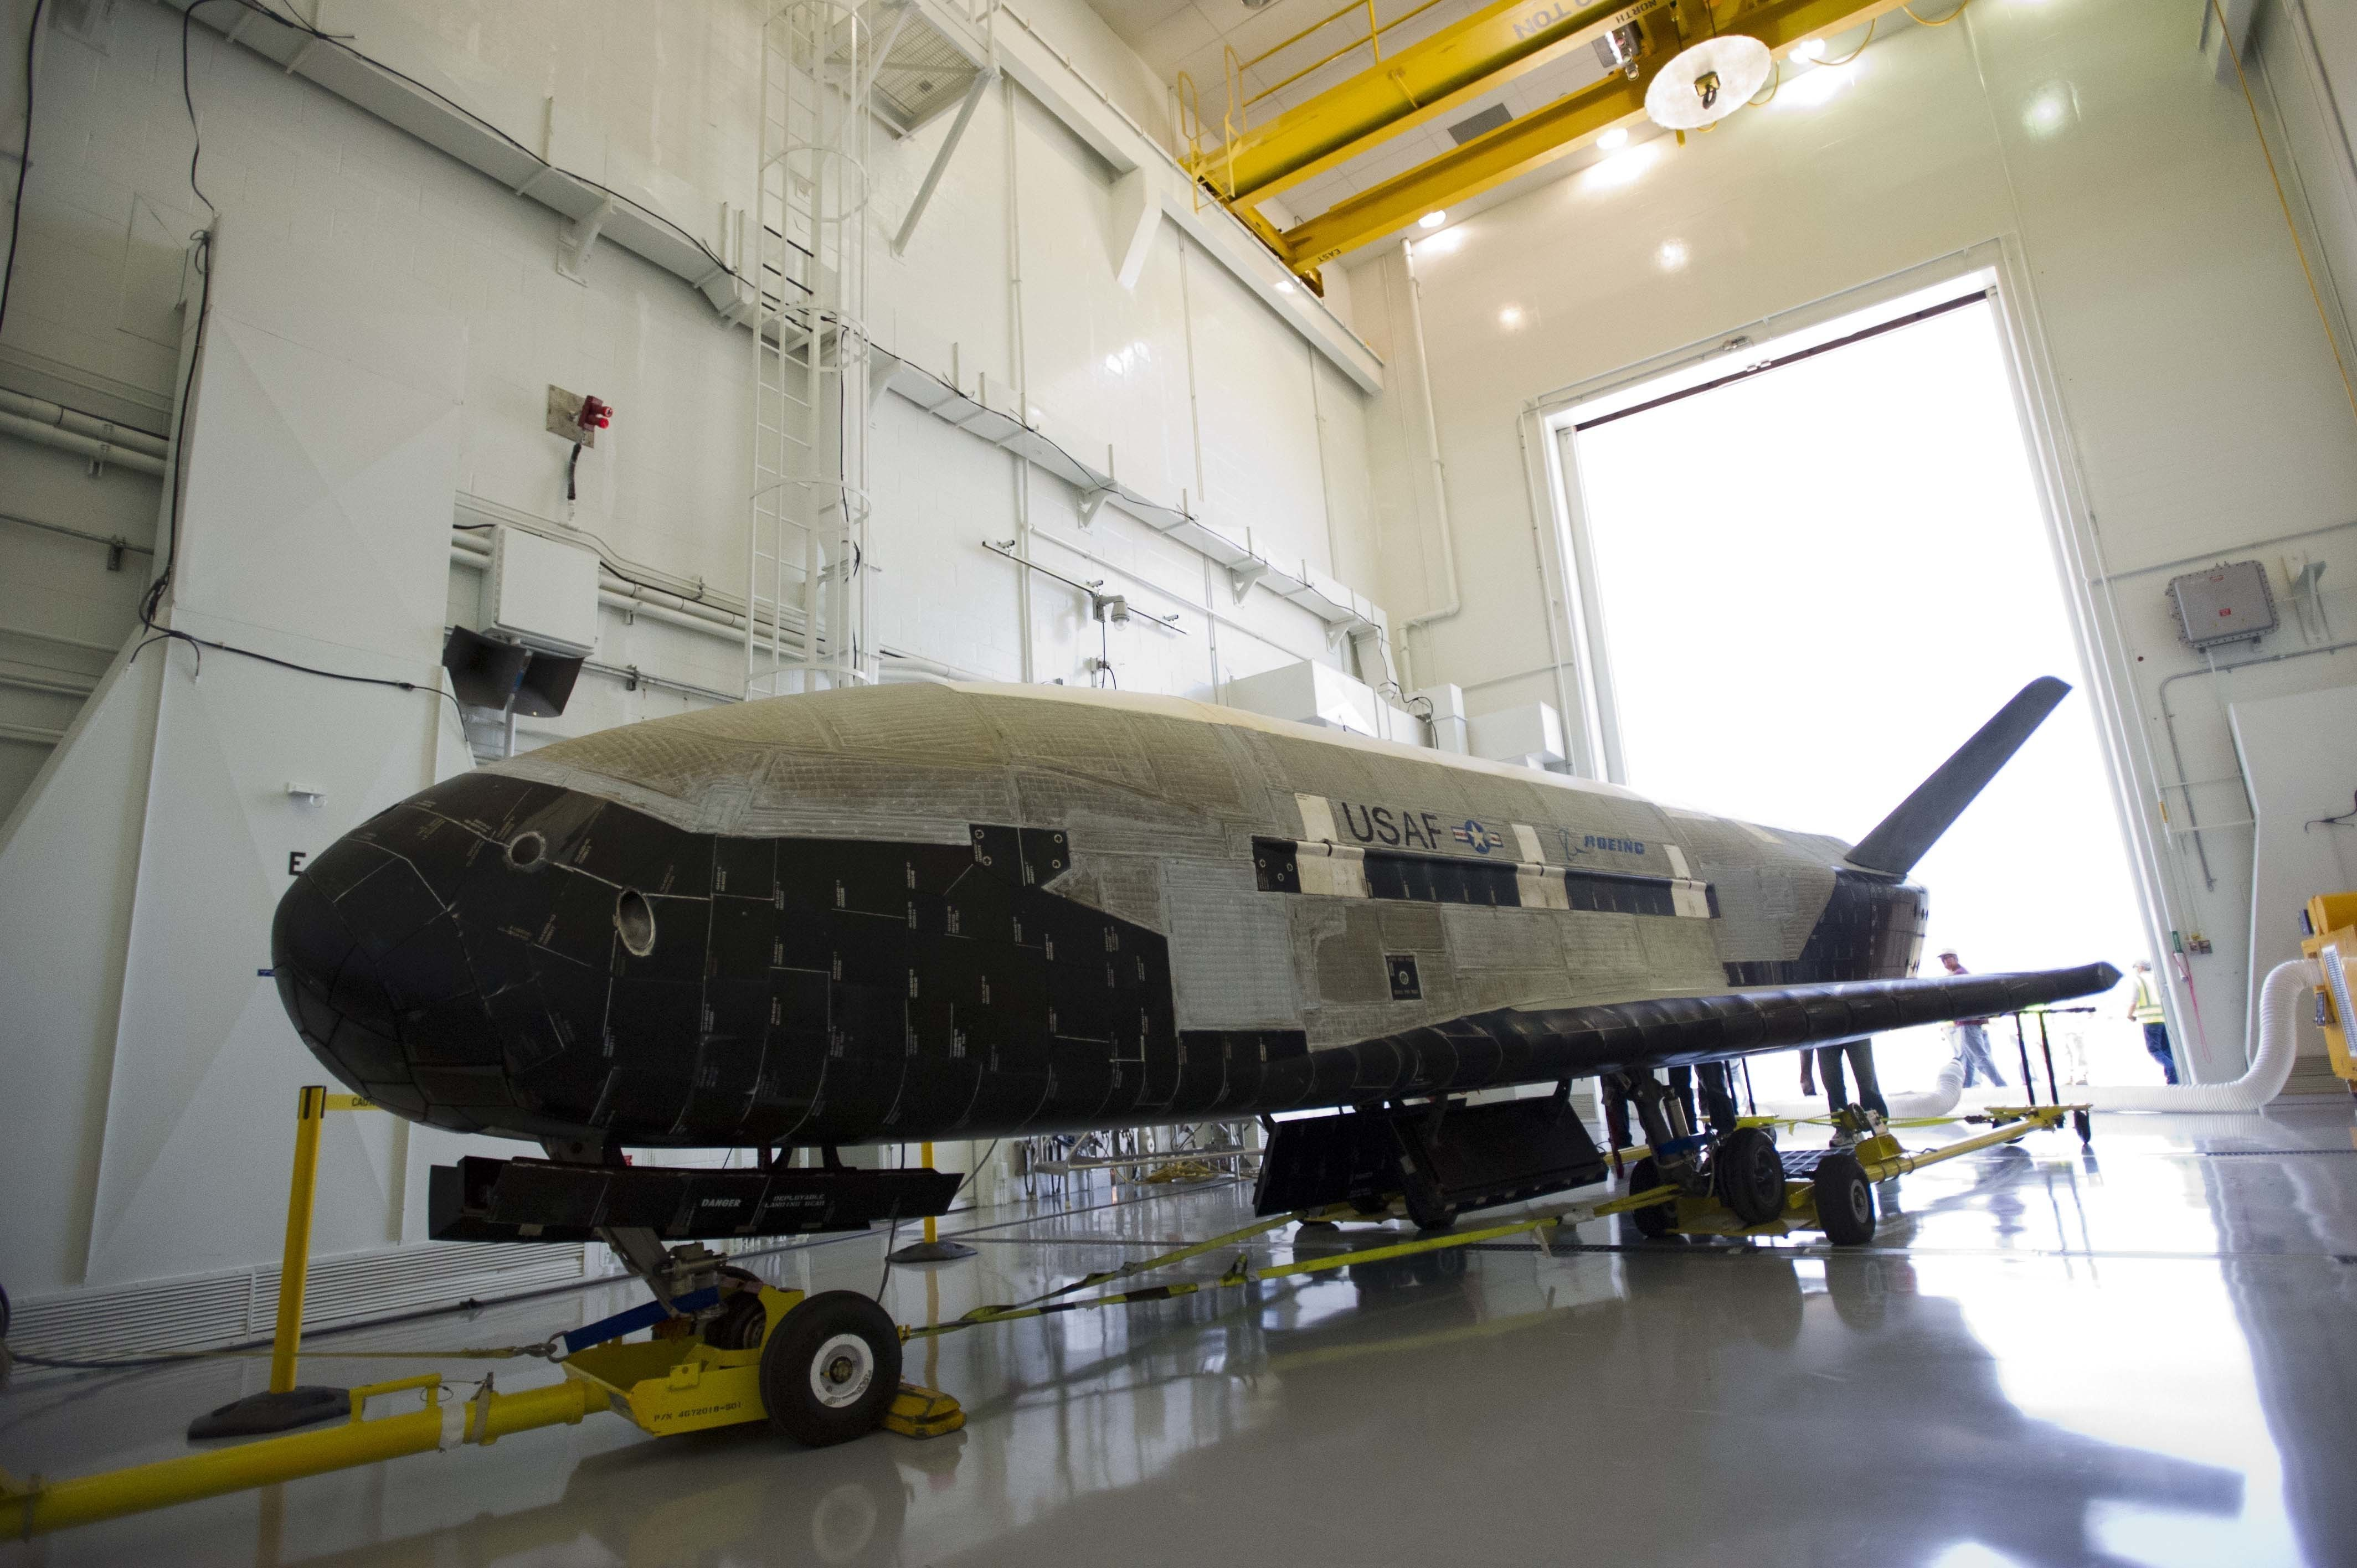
[188,1386,348,1440]
[887,1238,978,1263]
[430,1157,963,1244]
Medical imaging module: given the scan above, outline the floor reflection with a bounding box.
[2201,1112,2357,1566]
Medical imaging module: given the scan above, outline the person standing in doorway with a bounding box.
[2129,960,2178,1084]
[1938,950,2005,1087]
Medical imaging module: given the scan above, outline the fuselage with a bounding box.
[270,682,1926,1148]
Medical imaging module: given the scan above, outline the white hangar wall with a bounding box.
[0,0,1386,1317]
[1346,0,2357,1087]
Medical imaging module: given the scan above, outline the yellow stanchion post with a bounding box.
[886,1140,975,1264]
[186,1086,374,1439]
[269,1085,330,1394]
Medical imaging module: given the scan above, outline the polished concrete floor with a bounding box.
[7,1101,2357,1566]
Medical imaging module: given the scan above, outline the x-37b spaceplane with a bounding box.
[271,677,2114,1243]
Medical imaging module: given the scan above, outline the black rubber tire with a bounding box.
[1813,1152,1876,1246]
[1714,1126,1785,1226]
[760,1291,902,1447]
[1626,1157,1677,1240]
[704,1290,769,1351]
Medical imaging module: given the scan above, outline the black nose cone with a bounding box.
[272,829,475,1123]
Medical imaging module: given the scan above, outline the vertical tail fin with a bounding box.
[1844,677,2070,876]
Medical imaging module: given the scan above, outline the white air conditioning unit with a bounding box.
[482,527,600,657]
[1222,660,1422,745]
[1469,702,1565,770]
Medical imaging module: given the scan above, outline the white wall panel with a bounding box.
[1185,245,1330,580]
[1014,96,1198,507]
[80,214,465,1285]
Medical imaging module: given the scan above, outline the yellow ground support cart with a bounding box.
[2299,891,2357,1092]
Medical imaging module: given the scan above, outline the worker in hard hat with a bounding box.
[2129,961,2177,1084]
[1937,950,2005,1087]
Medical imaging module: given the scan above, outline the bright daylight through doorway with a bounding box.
[1564,281,2159,1095]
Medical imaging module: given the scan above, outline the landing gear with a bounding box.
[1713,1126,1786,1226]
[2073,1108,2093,1146]
[1812,1152,1876,1246]
[1625,1157,1678,1239]
[759,1291,904,1447]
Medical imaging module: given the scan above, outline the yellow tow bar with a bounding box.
[1,1373,604,1539]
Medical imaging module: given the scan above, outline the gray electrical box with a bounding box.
[2166,560,2277,650]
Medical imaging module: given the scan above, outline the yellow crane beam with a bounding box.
[1275,0,1912,272]
[1193,0,1673,208]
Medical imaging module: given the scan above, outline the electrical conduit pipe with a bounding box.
[1395,240,1459,694]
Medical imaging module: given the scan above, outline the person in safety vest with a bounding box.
[2128,960,2176,1085]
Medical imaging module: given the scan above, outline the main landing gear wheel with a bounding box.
[1625,1157,1677,1240]
[760,1291,903,1447]
[1813,1152,1876,1247]
[1713,1126,1785,1226]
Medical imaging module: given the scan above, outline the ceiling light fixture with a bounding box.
[1644,34,1773,130]
[1419,210,1448,229]
[1499,305,1525,328]
[1598,127,1629,151]
[1793,39,1826,62]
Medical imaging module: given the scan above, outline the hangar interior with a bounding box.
[4,0,2357,1561]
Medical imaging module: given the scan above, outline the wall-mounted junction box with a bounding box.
[2167,559,2276,651]
[546,385,600,447]
[483,527,600,657]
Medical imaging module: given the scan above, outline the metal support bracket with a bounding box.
[1227,558,1271,604]
[558,195,620,283]
[893,66,999,257]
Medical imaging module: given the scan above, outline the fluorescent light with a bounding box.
[1598,127,1629,151]
[2024,85,2074,137]
[1499,305,1525,329]
[1276,279,1296,294]
[1582,141,1661,190]
[1776,60,1858,109]
[1657,239,1689,271]
[1793,39,1825,61]
[1418,210,1447,229]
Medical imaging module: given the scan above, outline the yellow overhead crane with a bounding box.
[1187,0,1926,284]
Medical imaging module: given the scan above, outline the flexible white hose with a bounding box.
[1741,960,2314,1121]
[1886,1054,1968,1118]
[1748,1053,1965,1123]
[2080,958,2317,1112]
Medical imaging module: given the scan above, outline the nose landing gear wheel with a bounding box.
[1713,1126,1785,1226]
[1625,1157,1678,1240]
[760,1291,903,1447]
[1813,1152,1877,1246]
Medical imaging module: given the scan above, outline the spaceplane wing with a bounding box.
[270,676,2114,1240]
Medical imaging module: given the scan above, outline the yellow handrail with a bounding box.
[1220,0,1452,139]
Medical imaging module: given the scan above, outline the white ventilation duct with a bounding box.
[1741,959,2317,1124]
[1749,1053,1964,1123]
[2080,958,2315,1112]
